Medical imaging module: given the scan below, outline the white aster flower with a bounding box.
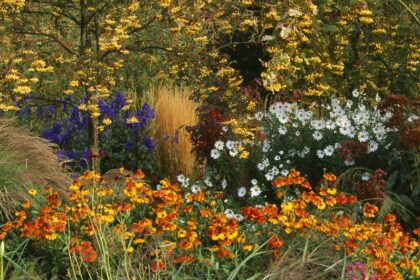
[362,173,370,181]
[367,140,379,153]
[210,148,221,159]
[323,145,334,156]
[177,174,186,184]
[226,140,235,150]
[224,209,235,219]
[191,184,201,194]
[250,186,262,197]
[357,131,369,142]
[262,140,271,153]
[254,112,264,121]
[281,170,289,177]
[316,149,325,159]
[229,149,238,157]
[313,131,323,141]
[214,140,224,150]
[221,179,227,189]
[204,177,213,187]
[237,187,247,197]
[278,126,287,135]
[235,214,244,222]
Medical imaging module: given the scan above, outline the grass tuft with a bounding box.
[0,118,70,219]
[150,84,199,178]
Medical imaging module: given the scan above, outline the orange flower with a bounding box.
[21,200,32,209]
[215,247,234,258]
[323,173,337,182]
[363,203,378,218]
[151,259,165,272]
[268,235,283,248]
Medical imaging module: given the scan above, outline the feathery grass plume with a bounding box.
[0,118,70,219]
[150,84,199,178]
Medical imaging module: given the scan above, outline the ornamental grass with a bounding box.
[151,84,199,178]
[0,118,70,219]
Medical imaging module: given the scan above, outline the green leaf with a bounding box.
[323,24,340,32]
[386,171,399,191]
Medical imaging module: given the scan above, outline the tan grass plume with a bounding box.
[0,118,71,218]
[151,84,199,178]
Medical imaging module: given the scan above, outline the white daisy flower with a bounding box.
[265,173,274,181]
[257,163,266,171]
[281,169,289,177]
[367,140,378,153]
[177,174,186,184]
[221,179,227,189]
[352,89,360,98]
[235,214,244,222]
[191,184,201,194]
[323,145,334,156]
[251,179,258,186]
[362,173,370,181]
[237,187,247,197]
[357,131,369,142]
[313,131,323,141]
[222,126,228,132]
[204,177,213,187]
[316,150,325,159]
[214,140,224,150]
[262,140,271,153]
[229,149,238,157]
[224,209,235,219]
[210,149,221,159]
[274,155,281,161]
[254,112,264,121]
[250,186,262,197]
[226,140,235,150]
[295,131,301,136]
[278,126,287,135]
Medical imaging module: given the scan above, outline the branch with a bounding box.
[12,30,77,56]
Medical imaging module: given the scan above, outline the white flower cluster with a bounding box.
[224,209,244,221]
[210,139,241,159]
[253,91,395,179]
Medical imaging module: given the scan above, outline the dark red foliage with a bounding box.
[336,140,368,162]
[354,169,387,206]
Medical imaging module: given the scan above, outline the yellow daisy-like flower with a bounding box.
[28,188,38,196]
[103,118,112,125]
[126,116,139,124]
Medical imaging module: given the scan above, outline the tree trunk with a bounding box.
[88,115,100,172]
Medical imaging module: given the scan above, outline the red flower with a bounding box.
[151,259,165,272]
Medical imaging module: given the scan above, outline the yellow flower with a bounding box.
[28,188,38,196]
[126,116,139,124]
[126,246,134,253]
[243,245,253,251]
[103,118,112,125]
